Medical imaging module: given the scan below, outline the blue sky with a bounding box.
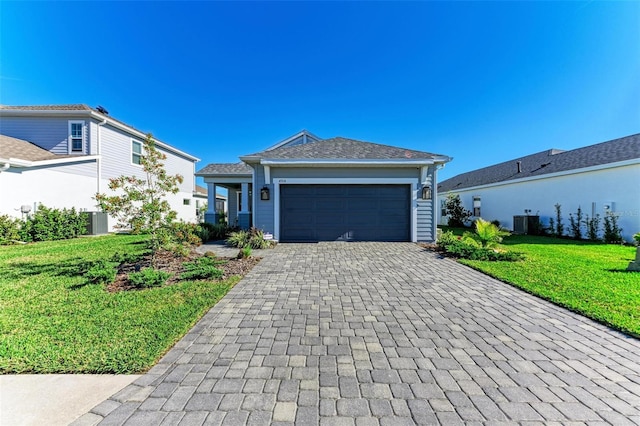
[1,1,638,182]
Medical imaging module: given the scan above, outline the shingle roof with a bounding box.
[196,162,253,176]
[0,104,93,111]
[0,134,79,161]
[244,137,447,160]
[439,133,640,192]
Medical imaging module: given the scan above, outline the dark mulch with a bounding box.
[107,249,260,293]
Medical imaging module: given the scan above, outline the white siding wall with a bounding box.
[0,116,87,154]
[439,164,640,241]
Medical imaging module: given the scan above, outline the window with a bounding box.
[132,140,142,165]
[473,196,481,217]
[68,121,84,153]
[183,199,191,206]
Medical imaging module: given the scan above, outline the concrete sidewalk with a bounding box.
[0,374,139,426]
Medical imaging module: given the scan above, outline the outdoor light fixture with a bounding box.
[260,186,270,201]
[421,185,432,199]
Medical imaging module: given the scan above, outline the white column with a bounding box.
[207,183,216,213]
[240,182,249,213]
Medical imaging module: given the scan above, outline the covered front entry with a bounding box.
[280,184,411,242]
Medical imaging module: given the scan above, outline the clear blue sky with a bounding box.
[1,1,638,182]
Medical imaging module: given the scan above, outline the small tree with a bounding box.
[603,212,623,244]
[95,134,183,261]
[553,203,564,237]
[444,194,472,228]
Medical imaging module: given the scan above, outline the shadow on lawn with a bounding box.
[1,257,86,281]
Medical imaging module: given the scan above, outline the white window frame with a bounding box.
[131,139,143,166]
[68,120,85,154]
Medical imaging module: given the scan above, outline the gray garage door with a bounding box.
[280,184,411,242]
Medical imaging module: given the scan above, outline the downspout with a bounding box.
[96,118,107,197]
[433,163,444,242]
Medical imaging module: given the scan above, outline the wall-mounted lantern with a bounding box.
[260,186,270,201]
[421,185,432,200]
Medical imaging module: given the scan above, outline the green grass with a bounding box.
[450,232,640,336]
[0,235,238,374]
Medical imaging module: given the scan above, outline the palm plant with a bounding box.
[466,218,510,248]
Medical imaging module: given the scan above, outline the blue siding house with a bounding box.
[0,105,200,229]
[196,131,451,242]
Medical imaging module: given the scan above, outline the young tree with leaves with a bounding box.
[95,134,184,261]
[444,194,472,227]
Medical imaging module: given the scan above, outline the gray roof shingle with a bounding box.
[243,137,447,161]
[0,134,80,162]
[196,162,253,176]
[439,133,640,192]
[0,104,93,111]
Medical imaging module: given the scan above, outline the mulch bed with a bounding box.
[107,249,261,293]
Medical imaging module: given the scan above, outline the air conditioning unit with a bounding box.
[513,215,540,235]
[83,211,108,235]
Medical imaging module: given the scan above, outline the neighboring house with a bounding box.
[196,130,451,242]
[438,133,640,241]
[193,185,227,222]
[0,105,200,230]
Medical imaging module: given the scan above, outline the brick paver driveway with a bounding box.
[77,243,640,425]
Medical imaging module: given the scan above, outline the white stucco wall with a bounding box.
[0,167,199,231]
[439,162,640,242]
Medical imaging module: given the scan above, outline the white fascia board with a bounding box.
[260,159,435,167]
[0,108,200,162]
[3,155,99,168]
[440,158,640,194]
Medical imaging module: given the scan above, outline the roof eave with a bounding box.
[257,158,441,167]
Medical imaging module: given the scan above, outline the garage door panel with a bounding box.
[280,184,410,242]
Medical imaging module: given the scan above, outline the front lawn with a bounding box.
[0,235,239,374]
[454,233,640,337]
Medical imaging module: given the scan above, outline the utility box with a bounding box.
[83,211,109,235]
[513,215,540,235]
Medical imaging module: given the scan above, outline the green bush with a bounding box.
[84,260,118,285]
[0,215,21,245]
[226,228,273,249]
[180,256,225,280]
[465,218,510,248]
[437,231,524,262]
[20,206,87,242]
[238,246,252,259]
[200,222,235,241]
[603,212,623,244]
[129,268,170,289]
[634,233,640,246]
[170,221,202,246]
[444,194,472,228]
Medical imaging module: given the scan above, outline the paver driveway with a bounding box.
[76,243,640,425]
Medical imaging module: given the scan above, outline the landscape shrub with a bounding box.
[226,227,273,249]
[170,221,202,246]
[603,212,623,244]
[180,256,225,280]
[0,215,21,245]
[199,222,235,241]
[20,206,87,242]
[437,231,524,261]
[633,232,640,246]
[584,214,601,242]
[129,268,170,289]
[465,218,510,248]
[568,206,584,240]
[238,246,252,259]
[84,260,118,285]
